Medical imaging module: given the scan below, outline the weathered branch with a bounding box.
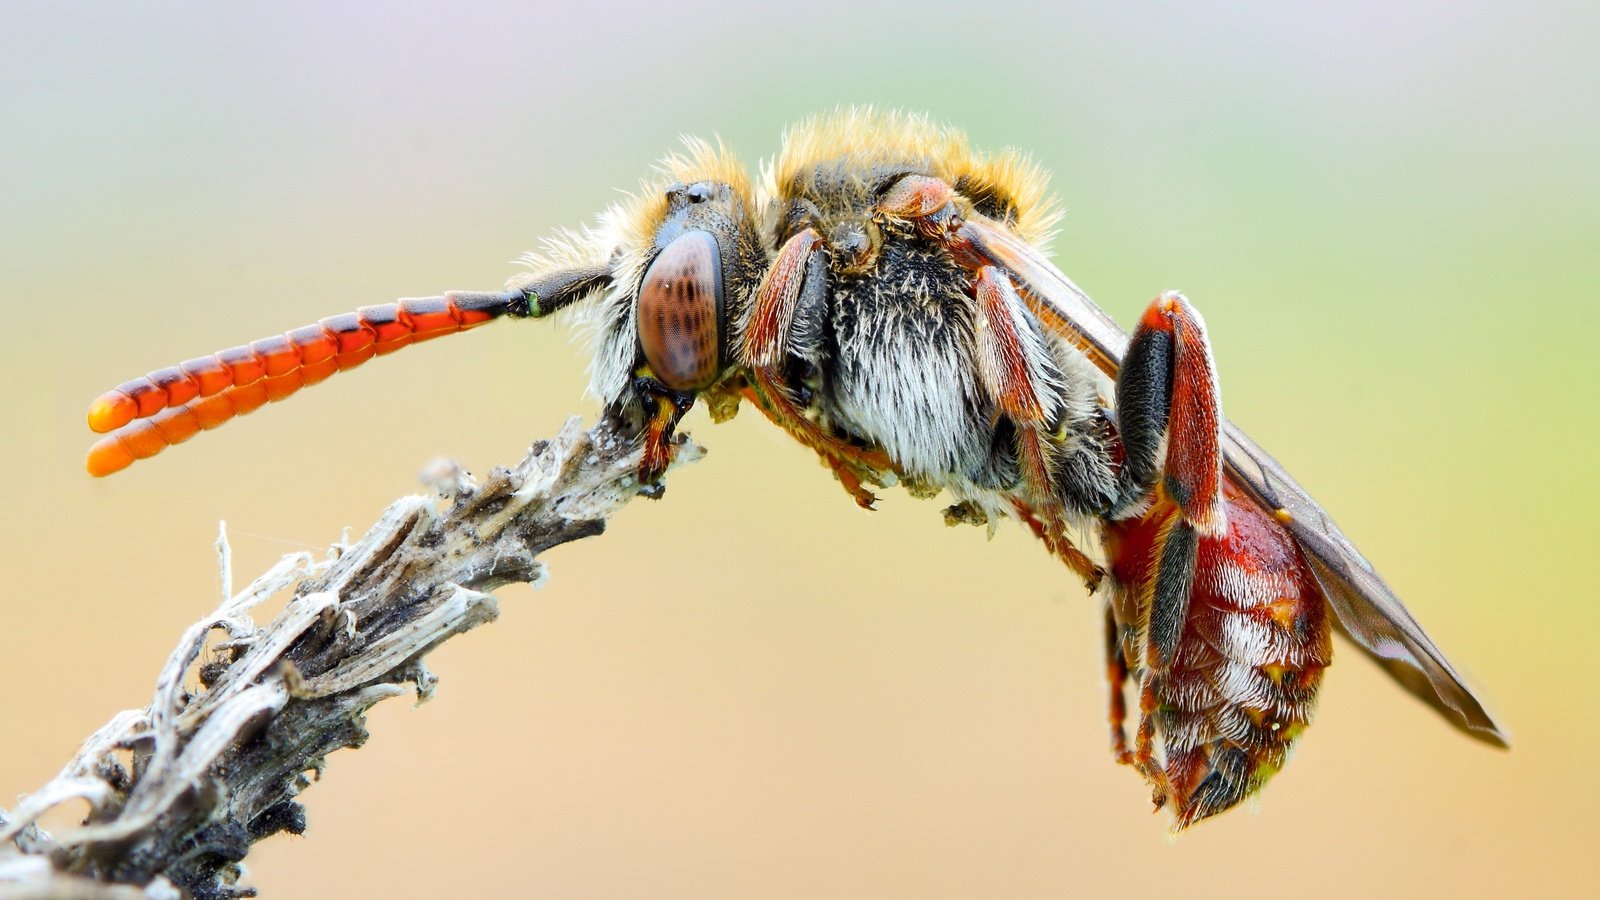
[0,418,699,899]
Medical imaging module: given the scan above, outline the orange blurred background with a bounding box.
[3,2,1596,897]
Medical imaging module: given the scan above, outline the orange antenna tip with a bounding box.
[86,435,135,477]
[85,432,141,474]
[87,391,137,433]
[82,288,530,475]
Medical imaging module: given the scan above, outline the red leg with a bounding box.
[973,267,1052,491]
[972,266,1056,425]
[635,381,695,487]
[1115,293,1225,536]
[973,267,1106,588]
[1105,603,1132,764]
[741,229,894,508]
[741,229,821,369]
[1134,673,1172,811]
[1012,501,1104,592]
[972,266,1061,495]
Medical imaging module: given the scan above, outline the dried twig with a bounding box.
[0,418,699,899]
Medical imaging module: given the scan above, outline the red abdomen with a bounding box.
[1102,482,1332,825]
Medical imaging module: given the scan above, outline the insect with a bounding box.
[83,109,1506,828]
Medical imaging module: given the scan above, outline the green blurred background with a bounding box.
[3,1,1596,896]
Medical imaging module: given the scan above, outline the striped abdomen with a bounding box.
[1104,482,1332,827]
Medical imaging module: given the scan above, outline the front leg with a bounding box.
[633,373,696,489]
[741,229,893,508]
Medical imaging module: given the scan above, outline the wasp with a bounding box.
[83,109,1506,828]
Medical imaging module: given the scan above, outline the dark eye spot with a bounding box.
[686,183,712,204]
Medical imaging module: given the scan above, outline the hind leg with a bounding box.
[1097,293,1230,818]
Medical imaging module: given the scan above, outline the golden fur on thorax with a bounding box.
[765,108,1061,246]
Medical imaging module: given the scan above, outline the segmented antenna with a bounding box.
[85,290,527,476]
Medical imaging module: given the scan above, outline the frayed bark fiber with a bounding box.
[0,418,698,899]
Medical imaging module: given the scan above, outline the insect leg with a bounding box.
[1104,603,1132,764]
[1134,667,1172,810]
[972,266,1057,483]
[1110,292,1225,536]
[971,266,1105,588]
[632,375,695,489]
[741,229,893,508]
[741,229,822,369]
[1114,294,1227,816]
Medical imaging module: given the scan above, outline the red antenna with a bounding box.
[85,291,526,476]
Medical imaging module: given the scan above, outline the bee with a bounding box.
[83,109,1506,828]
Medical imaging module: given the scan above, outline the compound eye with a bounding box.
[637,231,723,392]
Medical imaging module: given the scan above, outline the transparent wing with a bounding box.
[962,214,1509,747]
[1221,424,1508,746]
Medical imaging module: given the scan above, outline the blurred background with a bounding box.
[3,1,1596,896]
